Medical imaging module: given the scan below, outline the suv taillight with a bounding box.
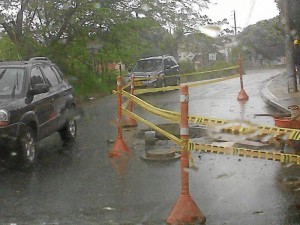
[0,110,8,126]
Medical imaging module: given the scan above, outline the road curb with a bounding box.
[261,74,291,114]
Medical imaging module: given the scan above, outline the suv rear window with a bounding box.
[0,68,25,96]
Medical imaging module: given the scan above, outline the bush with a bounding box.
[178,61,196,74]
[69,70,118,97]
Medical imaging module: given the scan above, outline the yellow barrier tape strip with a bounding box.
[187,74,240,88]
[134,76,158,82]
[122,74,300,141]
[122,82,131,90]
[132,66,238,82]
[188,114,300,140]
[122,108,182,146]
[122,99,130,109]
[188,141,300,165]
[122,90,180,122]
[189,115,229,126]
[133,74,240,95]
[134,85,179,95]
[180,66,239,77]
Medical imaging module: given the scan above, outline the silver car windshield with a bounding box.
[133,59,163,72]
[0,68,25,96]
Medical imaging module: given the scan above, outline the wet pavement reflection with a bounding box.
[0,69,299,224]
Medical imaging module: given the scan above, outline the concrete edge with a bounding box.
[261,73,291,114]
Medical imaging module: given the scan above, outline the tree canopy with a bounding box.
[0,0,219,62]
[276,0,300,39]
[237,16,285,60]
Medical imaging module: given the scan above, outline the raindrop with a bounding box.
[103,206,116,211]
[252,210,264,215]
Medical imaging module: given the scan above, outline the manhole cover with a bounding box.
[142,149,180,161]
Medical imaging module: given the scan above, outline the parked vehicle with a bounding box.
[0,57,77,168]
[126,55,180,87]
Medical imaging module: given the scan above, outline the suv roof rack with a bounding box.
[28,57,51,62]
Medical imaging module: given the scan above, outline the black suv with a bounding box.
[0,57,77,167]
[127,55,180,87]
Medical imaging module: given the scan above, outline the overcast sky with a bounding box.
[204,0,279,30]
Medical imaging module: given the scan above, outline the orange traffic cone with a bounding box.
[108,76,131,158]
[237,88,249,101]
[237,55,249,101]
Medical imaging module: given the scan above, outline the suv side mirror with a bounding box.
[29,83,50,95]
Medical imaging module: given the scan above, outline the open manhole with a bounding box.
[137,123,207,161]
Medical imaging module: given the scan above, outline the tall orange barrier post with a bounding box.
[237,55,249,101]
[167,85,206,224]
[108,76,130,158]
[124,75,138,127]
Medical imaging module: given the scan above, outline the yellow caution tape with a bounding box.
[122,108,182,146]
[134,85,179,95]
[132,66,238,83]
[187,74,240,87]
[188,141,300,165]
[189,114,300,141]
[122,99,129,109]
[131,66,239,94]
[189,115,227,125]
[122,82,131,90]
[121,88,300,165]
[134,76,158,82]
[162,66,239,79]
[122,90,180,122]
[180,66,239,77]
[133,74,240,94]
[122,88,300,141]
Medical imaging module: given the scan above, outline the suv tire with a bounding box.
[18,126,36,168]
[59,110,77,142]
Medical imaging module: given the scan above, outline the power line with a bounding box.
[245,0,256,27]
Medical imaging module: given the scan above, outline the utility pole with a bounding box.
[233,10,237,36]
[284,0,297,92]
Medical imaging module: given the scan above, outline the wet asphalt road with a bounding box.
[0,68,299,225]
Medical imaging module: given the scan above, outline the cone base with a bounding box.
[108,138,130,158]
[123,116,138,127]
[237,88,249,101]
[167,194,206,224]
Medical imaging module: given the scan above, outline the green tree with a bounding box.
[237,16,285,61]
[276,0,300,37]
[0,0,219,96]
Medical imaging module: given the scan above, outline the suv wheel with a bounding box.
[18,126,36,167]
[59,113,77,142]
